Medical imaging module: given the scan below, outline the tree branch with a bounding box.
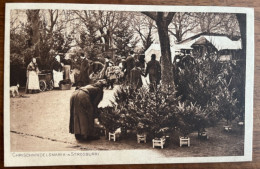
[168,29,176,37]
[141,12,157,21]
[166,12,175,26]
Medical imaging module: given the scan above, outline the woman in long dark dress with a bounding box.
[69,80,107,140]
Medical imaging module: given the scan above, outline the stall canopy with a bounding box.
[145,33,242,63]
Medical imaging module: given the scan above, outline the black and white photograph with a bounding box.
[4,3,254,167]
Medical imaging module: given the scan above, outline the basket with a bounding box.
[60,84,72,90]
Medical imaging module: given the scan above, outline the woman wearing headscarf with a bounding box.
[25,57,40,94]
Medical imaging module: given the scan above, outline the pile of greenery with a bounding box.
[99,85,209,138]
[99,50,245,139]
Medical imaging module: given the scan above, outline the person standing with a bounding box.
[136,54,145,70]
[78,53,91,87]
[145,54,161,92]
[123,51,135,83]
[52,55,64,88]
[129,62,144,90]
[25,57,40,94]
[63,53,72,80]
[105,63,117,90]
[120,56,126,83]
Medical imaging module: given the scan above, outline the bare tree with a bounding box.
[221,14,240,38]
[94,11,125,51]
[142,12,175,86]
[10,10,24,34]
[194,13,226,33]
[131,13,155,53]
[168,12,198,42]
[73,10,129,52]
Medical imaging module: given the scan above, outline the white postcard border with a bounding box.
[4,3,255,167]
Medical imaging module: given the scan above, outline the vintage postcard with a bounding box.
[4,3,254,167]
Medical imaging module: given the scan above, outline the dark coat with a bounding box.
[124,56,135,81]
[135,60,145,70]
[79,58,91,86]
[52,60,63,72]
[136,55,145,69]
[69,82,104,137]
[130,67,143,90]
[145,60,161,84]
[62,58,72,66]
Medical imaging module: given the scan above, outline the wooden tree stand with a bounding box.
[152,138,166,149]
[137,134,147,143]
[223,126,232,132]
[179,137,190,147]
[108,132,120,141]
[198,131,209,139]
[237,121,244,126]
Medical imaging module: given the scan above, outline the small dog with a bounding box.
[10,84,19,97]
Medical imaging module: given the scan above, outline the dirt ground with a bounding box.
[10,86,244,157]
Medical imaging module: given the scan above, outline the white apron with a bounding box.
[28,71,40,90]
[70,73,75,84]
[53,70,63,88]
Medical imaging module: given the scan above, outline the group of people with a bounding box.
[75,50,162,92]
[122,51,161,91]
[69,51,162,141]
[23,49,162,142]
[25,54,73,94]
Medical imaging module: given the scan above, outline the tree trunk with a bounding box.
[236,14,246,58]
[27,10,41,45]
[236,13,246,116]
[104,35,110,51]
[156,21,174,87]
[141,12,175,87]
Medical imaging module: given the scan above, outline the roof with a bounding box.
[178,32,241,44]
[191,36,242,51]
[144,34,242,62]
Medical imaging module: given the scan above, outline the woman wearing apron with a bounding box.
[26,57,40,94]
